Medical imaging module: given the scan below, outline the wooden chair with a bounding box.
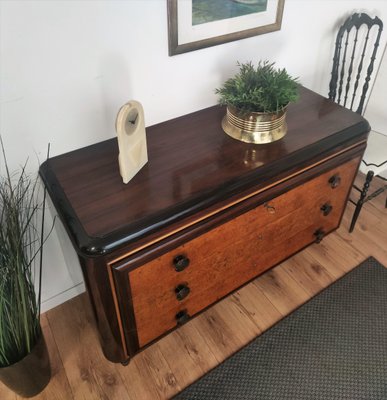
[328,12,386,232]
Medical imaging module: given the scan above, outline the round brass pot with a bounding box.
[221,105,288,144]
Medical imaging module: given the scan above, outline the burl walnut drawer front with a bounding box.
[128,157,359,347]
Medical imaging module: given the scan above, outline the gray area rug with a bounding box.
[173,257,387,399]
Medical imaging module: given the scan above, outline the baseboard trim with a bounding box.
[41,281,86,313]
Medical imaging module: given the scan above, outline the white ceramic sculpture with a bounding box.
[115,100,148,184]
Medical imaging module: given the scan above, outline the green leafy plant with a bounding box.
[0,138,49,367]
[216,61,299,113]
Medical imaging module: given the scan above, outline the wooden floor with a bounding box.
[1,174,386,400]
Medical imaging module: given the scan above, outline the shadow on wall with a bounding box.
[214,32,287,91]
[40,196,85,313]
[98,53,135,139]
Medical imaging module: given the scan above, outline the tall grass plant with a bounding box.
[0,138,48,367]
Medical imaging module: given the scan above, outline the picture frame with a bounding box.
[167,0,285,56]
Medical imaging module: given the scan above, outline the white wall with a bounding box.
[1,0,387,312]
[364,43,387,135]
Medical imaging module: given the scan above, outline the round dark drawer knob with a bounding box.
[175,284,190,301]
[320,203,333,216]
[314,228,326,243]
[173,255,190,272]
[328,174,341,188]
[175,310,190,325]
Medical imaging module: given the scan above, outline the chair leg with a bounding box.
[349,170,374,233]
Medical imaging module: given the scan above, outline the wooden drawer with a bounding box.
[126,157,359,347]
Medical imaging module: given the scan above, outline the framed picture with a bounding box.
[167,0,285,56]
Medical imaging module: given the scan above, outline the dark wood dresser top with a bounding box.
[39,87,369,255]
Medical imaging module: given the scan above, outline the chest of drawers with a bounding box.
[40,87,369,364]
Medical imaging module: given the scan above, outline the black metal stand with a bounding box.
[349,171,387,232]
[350,171,374,232]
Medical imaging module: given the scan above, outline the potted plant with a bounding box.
[216,60,299,144]
[0,138,51,397]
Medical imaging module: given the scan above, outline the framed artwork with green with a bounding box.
[167,0,285,56]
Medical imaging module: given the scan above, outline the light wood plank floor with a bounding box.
[1,173,386,400]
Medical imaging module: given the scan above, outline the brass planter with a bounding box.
[221,105,288,144]
[0,334,51,398]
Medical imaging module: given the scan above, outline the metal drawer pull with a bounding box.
[175,284,190,301]
[264,202,276,214]
[314,228,326,243]
[328,174,341,188]
[173,255,190,272]
[320,203,333,216]
[175,310,190,325]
